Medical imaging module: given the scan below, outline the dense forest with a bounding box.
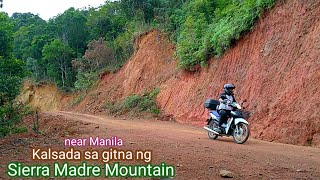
[0,0,275,136]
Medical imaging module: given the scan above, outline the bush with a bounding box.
[22,105,36,116]
[123,95,142,110]
[0,103,29,137]
[176,14,209,70]
[0,125,28,137]
[104,88,160,116]
[173,0,276,70]
[205,0,276,57]
[72,36,131,92]
[74,72,99,91]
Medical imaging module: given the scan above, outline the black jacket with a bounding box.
[219,92,236,102]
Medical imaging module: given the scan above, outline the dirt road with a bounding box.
[1,111,320,179]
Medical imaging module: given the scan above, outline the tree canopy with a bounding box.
[7,0,276,90]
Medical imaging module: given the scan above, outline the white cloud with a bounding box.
[0,0,106,20]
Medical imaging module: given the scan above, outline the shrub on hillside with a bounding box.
[0,103,29,137]
[175,0,276,71]
[72,38,118,91]
[104,88,160,116]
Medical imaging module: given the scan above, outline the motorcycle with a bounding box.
[203,99,250,144]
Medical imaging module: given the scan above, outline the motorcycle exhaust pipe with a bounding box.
[203,126,219,134]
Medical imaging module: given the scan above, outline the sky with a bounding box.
[0,0,107,20]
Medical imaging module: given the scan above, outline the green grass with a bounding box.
[0,125,28,137]
[104,88,160,116]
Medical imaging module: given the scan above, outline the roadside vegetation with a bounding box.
[104,88,160,116]
[176,0,276,70]
[0,13,28,137]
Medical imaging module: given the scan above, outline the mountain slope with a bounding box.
[157,0,320,145]
[23,0,320,146]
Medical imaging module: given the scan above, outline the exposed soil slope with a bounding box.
[1,111,320,179]
[17,81,65,111]
[157,0,320,146]
[71,30,176,113]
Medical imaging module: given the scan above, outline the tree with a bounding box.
[48,8,89,56]
[0,58,25,105]
[72,38,116,91]
[11,12,46,32]
[42,39,74,88]
[73,38,116,73]
[120,0,155,23]
[13,26,32,60]
[0,12,24,105]
[26,35,53,79]
[87,2,126,41]
[0,13,26,132]
[0,12,14,59]
[10,12,51,80]
[11,13,47,60]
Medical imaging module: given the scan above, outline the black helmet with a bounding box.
[224,83,235,95]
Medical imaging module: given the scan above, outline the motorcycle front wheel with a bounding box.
[208,120,218,140]
[233,122,250,144]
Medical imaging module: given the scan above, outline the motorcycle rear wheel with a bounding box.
[233,122,250,144]
[208,120,218,140]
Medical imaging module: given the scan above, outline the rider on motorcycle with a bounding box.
[215,83,237,133]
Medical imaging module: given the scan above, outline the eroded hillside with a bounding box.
[157,0,320,145]
[17,80,75,112]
